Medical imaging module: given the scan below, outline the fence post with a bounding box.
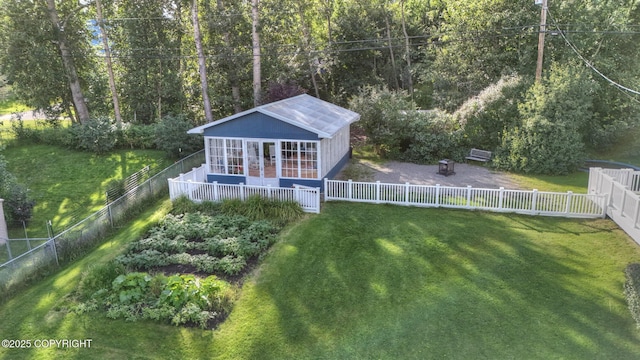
[51,238,59,266]
[405,183,410,205]
[315,187,321,213]
[609,180,616,208]
[240,183,246,201]
[376,181,381,204]
[5,241,12,261]
[531,189,538,215]
[620,188,628,216]
[634,200,640,229]
[565,191,573,215]
[348,180,353,200]
[466,186,472,209]
[108,203,114,228]
[594,168,602,194]
[497,187,504,210]
[187,181,194,201]
[622,169,634,187]
[324,178,328,200]
[267,185,273,199]
[213,181,219,201]
[435,184,440,207]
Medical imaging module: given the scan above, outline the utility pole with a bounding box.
[535,0,548,83]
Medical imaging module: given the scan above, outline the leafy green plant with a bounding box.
[74,117,119,154]
[154,115,202,158]
[111,272,153,305]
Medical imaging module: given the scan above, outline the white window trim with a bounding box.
[206,137,321,180]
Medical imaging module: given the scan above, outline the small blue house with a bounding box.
[187,94,360,189]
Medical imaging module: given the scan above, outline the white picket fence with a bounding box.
[168,167,320,213]
[324,179,607,218]
[589,167,640,245]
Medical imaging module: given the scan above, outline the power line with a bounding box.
[547,9,640,96]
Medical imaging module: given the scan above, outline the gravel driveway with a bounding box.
[356,160,521,189]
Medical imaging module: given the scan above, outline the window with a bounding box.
[226,139,244,174]
[207,138,244,175]
[281,141,318,179]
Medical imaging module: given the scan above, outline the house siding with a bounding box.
[207,174,246,184]
[202,112,319,140]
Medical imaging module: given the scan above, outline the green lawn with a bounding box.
[1,202,639,359]
[590,127,640,167]
[0,99,27,116]
[0,143,172,263]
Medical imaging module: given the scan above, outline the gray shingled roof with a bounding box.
[188,94,360,138]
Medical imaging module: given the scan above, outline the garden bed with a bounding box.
[72,197,302,330]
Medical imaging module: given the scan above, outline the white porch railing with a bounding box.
[589,167,640,245]
[168,166,320,213]
[324,179,607,219]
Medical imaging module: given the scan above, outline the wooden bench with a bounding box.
[466,148,492,163]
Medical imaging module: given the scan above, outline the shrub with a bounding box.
[171,196,221,215]
[219,196,304,225]
[74,117,118,154]
[494,116,585,175]
[105,179,126,202]
[624,263,640,328]
[349,86,416,158]
[154,115,202,158]
[454,75,528,151]
[75,261,126,301]
[399,110,465,164]
[4,183,36,225]
[119,123,156,149]
[493,64,592,175]
[0,154,35,225]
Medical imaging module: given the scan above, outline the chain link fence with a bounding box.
[0,150,205,297]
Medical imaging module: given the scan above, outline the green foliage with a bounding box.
[75,270,234,329]
[0,153,35,225]
[494,63,591,175]
[0,0,97,122]
[400,110,465,164]
[624,263,640,328]
[75,261,127,301]
[350,86,463,163]
[456,75,530,151]
[495,116,586,175]
[219,196,304,225]
[112,272,153,305]
[119,123,157,149]
[154,115,202,158]
[4,183,36,225]
[349,86,415,157]
[116,211,280,276]
[106,179,126,202]
[74,117,119,154]
[170,197,221,216]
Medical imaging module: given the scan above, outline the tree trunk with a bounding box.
[192,0,214,123]
[45,0,90,124]
[384,12,400,90]
[217,0,242,113]
[401,0,414,97]
[297,1,320,98]
[96,0,122,125]
[251,0,261,106]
